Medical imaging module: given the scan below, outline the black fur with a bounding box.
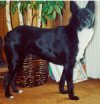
[4,1,95,100]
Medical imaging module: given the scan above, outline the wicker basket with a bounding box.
[16,54,49,87]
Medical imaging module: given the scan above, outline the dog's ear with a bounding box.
[86,1,95,13]
[70,1,79,14]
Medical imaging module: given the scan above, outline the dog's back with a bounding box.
[4,25,71,65]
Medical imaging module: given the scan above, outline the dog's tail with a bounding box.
[0,36,6,67]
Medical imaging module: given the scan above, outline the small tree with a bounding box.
[0,1,64,30]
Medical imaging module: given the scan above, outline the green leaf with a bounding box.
[11,1,19,14]
[30,3,35,9]
[41,16,47,25]
[26,1,31,4]
[53,11,56,20]
[23,2,28,10]
[46,11,57,21]
[54,5,61,15]
[57,1,64,9]
[47,14,53,20]
[0,1,6,7]
[11,1,18,14]
[47,6,53,15]
[42,3,48,13]
[11,5,17,14]
[48,1,56,8]
[13,1,19,6]
[35,1,45,5]
[19,1,32,13]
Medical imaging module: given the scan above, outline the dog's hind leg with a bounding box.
[4,42,24,98]
[4,73,13,98]
[59,70,68,94]
[10,58,24,94]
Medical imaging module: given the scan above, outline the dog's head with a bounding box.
[70,1,95,30]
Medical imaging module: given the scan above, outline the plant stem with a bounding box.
[37,4,42,27]
[6,1,12,31]
[18,2,24,25]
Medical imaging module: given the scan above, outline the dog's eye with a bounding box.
[87,15,90,17]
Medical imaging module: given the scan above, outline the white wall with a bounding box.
[86,1,100,79]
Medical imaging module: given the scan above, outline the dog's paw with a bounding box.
[70,96,79,100]
[6,94,14,99]
[18,90,23,93]
[60,90,68,94]
[13,89,23,93]
[9,95,14,99]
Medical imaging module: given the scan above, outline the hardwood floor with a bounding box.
[0,78,100,104]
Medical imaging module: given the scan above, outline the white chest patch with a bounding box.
[76,28,94,62]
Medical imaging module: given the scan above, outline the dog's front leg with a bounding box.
[59,70,67,94]
[64,64,79,100]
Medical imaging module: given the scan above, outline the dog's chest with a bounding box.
[76,28,94,61]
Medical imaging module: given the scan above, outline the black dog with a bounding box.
[4,1,95,100]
